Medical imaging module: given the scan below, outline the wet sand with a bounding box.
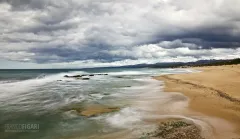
[154,64,240,139]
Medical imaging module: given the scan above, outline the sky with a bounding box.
[0,0,240,69]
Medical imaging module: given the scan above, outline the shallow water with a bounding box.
[0,68,203,139]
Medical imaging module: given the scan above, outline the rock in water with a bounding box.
[64,75,83,78]
[82,78,90,80]
[115,76,124,78]
[72,75,82,78]
[79,105,120,117]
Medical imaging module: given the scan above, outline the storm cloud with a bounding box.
[0,0,240,68]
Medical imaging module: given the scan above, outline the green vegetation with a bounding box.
[197,58,240,66]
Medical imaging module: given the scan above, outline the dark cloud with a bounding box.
[0,0,47,10]
[0,0,240,67]
[30,43,135,63]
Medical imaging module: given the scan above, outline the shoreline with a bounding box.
[154,64,240,139]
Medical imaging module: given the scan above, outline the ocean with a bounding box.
[0,68,195,139]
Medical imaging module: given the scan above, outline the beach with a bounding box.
[154,64,240,139]
[1,67,240,139]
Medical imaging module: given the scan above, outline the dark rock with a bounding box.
[69,96,77,99]
[89,74,94,76]
[57,80,62,81]
[96,73,108,75]
[82,78,90,80]
[64,75,83,78]
[72,75,82,78]
[116,76,124,78]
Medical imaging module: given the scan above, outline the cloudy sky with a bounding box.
[0,0,240,68]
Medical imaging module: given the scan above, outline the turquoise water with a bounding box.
[0,68,194,139]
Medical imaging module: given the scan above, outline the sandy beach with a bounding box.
[154,64,240,139]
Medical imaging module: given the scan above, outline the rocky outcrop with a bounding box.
[140,120,204,139]
[65,104,120,117]
[64,75,83,78]
[96,73,108,75]
[80,105,119,117]
[82,78,90,80]
[63,73,108,79]
[115,76,124,78]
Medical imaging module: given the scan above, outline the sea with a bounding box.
[0,67,197,139]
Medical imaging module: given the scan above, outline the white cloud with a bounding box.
[0,0,240,68]
[105,40,240,60]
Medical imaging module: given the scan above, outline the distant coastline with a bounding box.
[1,58,239,70]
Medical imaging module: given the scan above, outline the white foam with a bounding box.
[108,71,148,76]
[63,94,86,104]
[105,107,143,128]
[89,93,104,100]
[0,71,88,99]
[62,110,79,119]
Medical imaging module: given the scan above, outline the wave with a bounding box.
[105,107,143,128]
[0,71,87,98]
